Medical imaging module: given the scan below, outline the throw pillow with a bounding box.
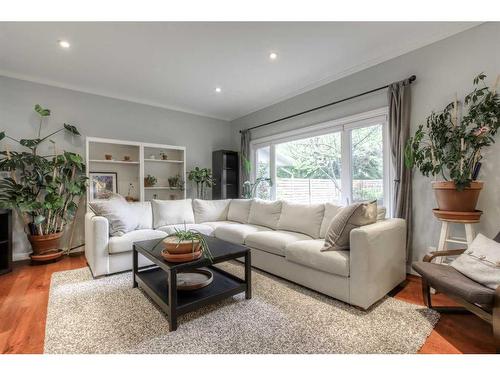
[321,201,377,251]
[88,194,138,236]
[450,233,500,290]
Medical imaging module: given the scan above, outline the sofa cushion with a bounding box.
[248,199,282,229]
[227,199,253,223]
[193,199,231,223]
[108,229,166,254]
[88,194,138,236]
[278,201,325,238]
[285,239,350,277]
[322,201,377,251]
[245,230,312,256]
[214,223,271,244]
[129,201,153,229]
[152,199,195,228]
[319,202,343,238]
[201,221,238,230]
[156,223,214,236]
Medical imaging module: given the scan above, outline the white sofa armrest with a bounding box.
[349,218,406,309]
[85,211,110,277]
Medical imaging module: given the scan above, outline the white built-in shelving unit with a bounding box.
[86,137,186,205]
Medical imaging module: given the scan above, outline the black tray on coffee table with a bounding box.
[133,235,251,331]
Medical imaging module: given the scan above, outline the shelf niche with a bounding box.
[86,137,186,204]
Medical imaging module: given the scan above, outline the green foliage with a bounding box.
[63,123,80,135]
[161,225,213,262]
[145,174,157,186]
[0,105,86,235]
[187,167,215,199]
[405,73,500,190]
[242,177,273,199]
[34,104,51,117]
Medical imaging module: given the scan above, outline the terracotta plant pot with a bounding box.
[161,249,202,263]
[431,181,483,212]
[27,232,64,255]
[163,237,201,254]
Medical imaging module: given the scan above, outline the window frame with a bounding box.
[250,107,393,215]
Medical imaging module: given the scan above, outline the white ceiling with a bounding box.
[0,22,479,121]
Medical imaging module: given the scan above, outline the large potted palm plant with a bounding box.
[405,73,500,214]
[0,105,87,260]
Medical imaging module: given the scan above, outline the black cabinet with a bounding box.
[0,209,12,275]
[212,150,239,199]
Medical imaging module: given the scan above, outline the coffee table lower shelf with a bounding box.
[135,266,247,330]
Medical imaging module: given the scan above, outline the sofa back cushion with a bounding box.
[227,199,252,223]
[152,199,195,228]
[319,202,343,238]
[129,201,153,229]
[248,199,282,229]
[193,199,231,223]
[278,202,325,238]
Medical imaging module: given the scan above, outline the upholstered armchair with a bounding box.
[412,232,500,353]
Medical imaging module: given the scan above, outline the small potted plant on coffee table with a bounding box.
[161,228,213,263]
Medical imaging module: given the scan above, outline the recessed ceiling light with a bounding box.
[58,40,71,49]
[269,52,278,60]
[215,87,222,93]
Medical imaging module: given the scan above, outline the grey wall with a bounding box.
[231,22,500,266]
[0,76,233,259]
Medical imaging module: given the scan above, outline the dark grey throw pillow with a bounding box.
[321,201,377,251]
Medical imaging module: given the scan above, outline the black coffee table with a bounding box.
[133,235,251,331]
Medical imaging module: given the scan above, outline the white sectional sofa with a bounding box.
[85,198,406,309]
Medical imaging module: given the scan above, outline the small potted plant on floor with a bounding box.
[0,105,87,260]
[405,73,500,213]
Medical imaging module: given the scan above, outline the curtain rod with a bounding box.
[239,75,416,133]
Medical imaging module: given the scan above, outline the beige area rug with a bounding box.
[44,262,439,354]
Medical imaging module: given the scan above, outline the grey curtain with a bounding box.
[240,129,251,197]
[388,79,412,263]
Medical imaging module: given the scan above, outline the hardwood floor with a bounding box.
[0,254,495,354]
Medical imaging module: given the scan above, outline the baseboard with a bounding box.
[13,252,31,261]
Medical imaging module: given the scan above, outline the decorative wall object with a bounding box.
[89,172,117,201]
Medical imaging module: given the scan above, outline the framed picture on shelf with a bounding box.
[89,172,118,201]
